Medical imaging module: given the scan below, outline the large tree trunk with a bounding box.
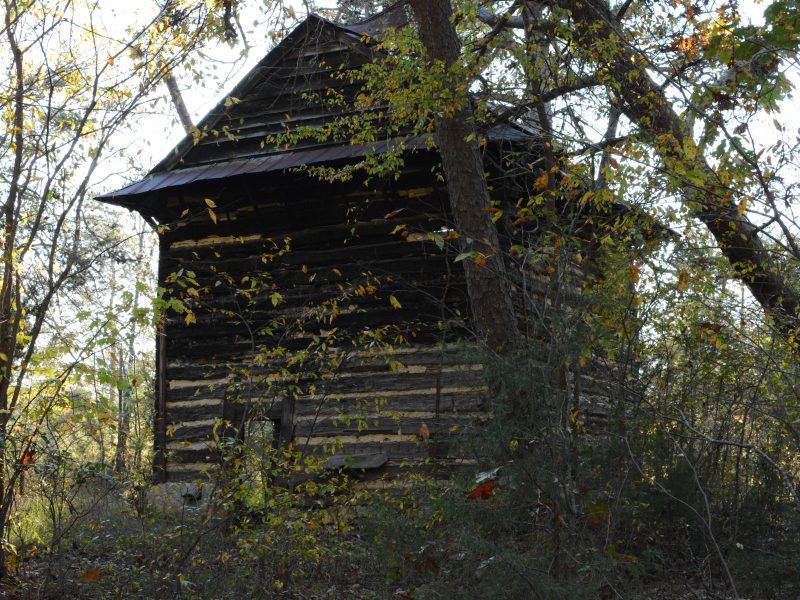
[408,0,521,353]
[558,0,800,337]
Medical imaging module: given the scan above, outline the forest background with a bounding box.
[1,0,800,598]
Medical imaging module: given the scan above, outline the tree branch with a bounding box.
[556,0,800,340]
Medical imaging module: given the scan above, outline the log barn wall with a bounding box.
[97,10,619,483]
[155,161,494,481]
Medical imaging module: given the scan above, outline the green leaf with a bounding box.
[454,251,475,262]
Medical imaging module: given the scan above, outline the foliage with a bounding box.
[0,0,278,578]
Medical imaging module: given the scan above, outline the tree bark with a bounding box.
[558,0,800,337]
[408,0,521,353]
[164,70,194,135]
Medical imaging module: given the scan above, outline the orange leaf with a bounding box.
[467,479,496,500]
[21,450,35,469]
[512,217,530,227]
[474,255,487,268]
[80,568,102,583]
[534,171,549,191]
[482,207,501,214]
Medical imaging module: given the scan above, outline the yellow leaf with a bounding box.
[405,232,427,242]
[389,295,402,309]
[534,171,549,191]
[737,197,749,216]
[208,208,217,224]
[204,198,217,208]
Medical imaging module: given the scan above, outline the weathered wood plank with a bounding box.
[294,413,490,436]
[165,348,482,380]
[165,368,484,401]
[293,388,488,416]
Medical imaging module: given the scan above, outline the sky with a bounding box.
[95,1,309,198]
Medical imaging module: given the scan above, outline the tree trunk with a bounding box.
[114,383,130,473]
[408,0,521,353]
[113,227,145,474]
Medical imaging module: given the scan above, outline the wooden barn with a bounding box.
[97,7,618,483]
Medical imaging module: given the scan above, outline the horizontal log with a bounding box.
[166,399,224,423]
[303,439,428,462]
[324,452,388,470]
[164,443,219,464]
[166,214,446,254]
[165,329,469,360]
[166,368,484,402]
[293,388,488,416]
[166,346,482,380]
[294,413,490,437]
[164,309,467,347]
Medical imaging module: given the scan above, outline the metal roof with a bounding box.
[98,137,428,202]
